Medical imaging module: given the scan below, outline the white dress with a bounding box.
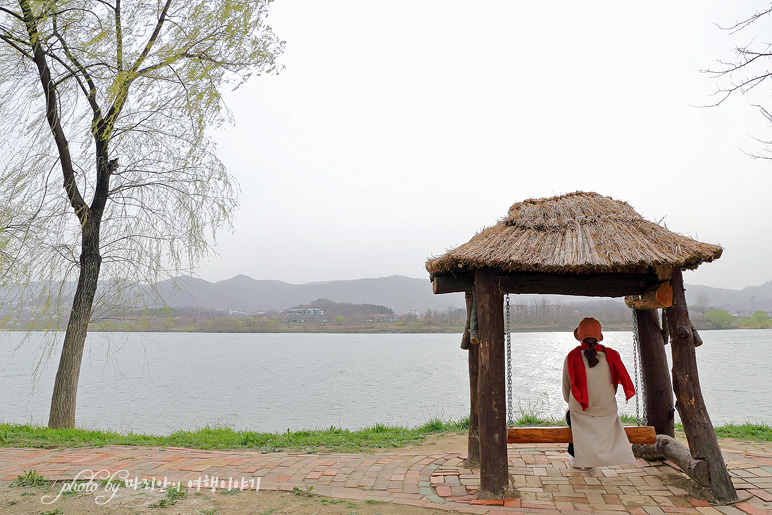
[562,351,636,468]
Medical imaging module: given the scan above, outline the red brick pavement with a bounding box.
[1,444,770,514]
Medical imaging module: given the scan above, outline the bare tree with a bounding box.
[696,292,711,315]
[704,4,772,158]
[0,0,283,428]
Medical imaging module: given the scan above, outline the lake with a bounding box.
[0,330,769,435]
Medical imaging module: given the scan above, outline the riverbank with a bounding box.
[2,418,770,452]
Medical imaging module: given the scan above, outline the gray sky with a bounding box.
[198,1,772,290]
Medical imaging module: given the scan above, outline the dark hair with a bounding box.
[583,338,599,368]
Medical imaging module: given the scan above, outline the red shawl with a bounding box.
[567,343,635,411]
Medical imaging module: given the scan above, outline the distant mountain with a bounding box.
[684,280,772,313]
[154,275,772,315]
[151,275,465,314]
[4,274,771,317]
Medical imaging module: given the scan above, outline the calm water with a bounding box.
[0,330,769,434]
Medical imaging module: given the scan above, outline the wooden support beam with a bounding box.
[692,323,703,347]
[507,426,656,444]
[475,269,508,498]
[433,271,660,297]
[633,435,710,486]
[498,272,660,297]
[461,291,472,350]
[666,269,737,503]
[470,291,479,345]
[467,316,480,467]
[625,282,673,309]
[635,309,675,437]
[433,275,474,294]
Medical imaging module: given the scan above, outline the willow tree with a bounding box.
[0,0,283,428]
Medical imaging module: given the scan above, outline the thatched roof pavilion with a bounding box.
[427,191,737,503]
[427,191,722,278]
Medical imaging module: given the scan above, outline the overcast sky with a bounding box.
[198,1,772,291]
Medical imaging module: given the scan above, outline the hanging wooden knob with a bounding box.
[625,282,673,310]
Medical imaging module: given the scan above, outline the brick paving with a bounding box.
[1,443,771,514]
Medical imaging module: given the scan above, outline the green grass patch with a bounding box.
[714,422,772,441]
[11,469,49,487]
[0,418,468,453]
[149,486,187,508]
[509,414,563,427]
[2,416,769,453]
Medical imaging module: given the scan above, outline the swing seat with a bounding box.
[507,425,656,444]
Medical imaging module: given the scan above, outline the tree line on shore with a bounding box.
[7,296,770,334]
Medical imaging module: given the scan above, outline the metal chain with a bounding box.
[631,310,647,426]
[506,294,514,427]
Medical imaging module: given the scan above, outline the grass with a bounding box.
[1,416,770,453]
[148,486,187,508]
[714,422,772,441]
[11,469,49,487]
[0,418,468,453]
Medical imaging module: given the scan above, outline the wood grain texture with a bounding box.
[633,435,709,486]
[507,426,656,444]
[625,281,673,309]
[635,308,675,437]
[475,269,508,498]
[666,269,737,503]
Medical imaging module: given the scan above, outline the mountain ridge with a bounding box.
[3,275,770,316]
[151,275,772,315]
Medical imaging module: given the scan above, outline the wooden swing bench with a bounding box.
[507,425,656,444]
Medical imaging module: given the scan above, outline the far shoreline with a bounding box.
[3,325,771,335]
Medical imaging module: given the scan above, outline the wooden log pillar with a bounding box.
[465,292,480,467]
[666,269,738,503]
[634,308,675,437]
[475,269,508,498]
[633,435,710,486]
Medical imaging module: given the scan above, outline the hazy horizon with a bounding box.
[190,271,771,292]
[187,1,772,293]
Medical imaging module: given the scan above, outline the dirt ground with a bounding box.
[1,433,768,515]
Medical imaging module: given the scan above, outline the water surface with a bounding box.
[0,330,768,434]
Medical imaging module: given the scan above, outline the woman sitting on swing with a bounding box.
[562,317,636,469]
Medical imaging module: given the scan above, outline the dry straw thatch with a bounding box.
[426,192,722,277]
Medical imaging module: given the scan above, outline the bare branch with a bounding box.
[114,0,122,72]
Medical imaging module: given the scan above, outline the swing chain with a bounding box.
[506,294,514,427]
[631,310,647,426]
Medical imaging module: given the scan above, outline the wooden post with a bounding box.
[666,269,737,503]
[634,308,675,437]
[466,292,480,467]
[475,269,508,498]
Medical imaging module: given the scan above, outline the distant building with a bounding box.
[286,308,324,322]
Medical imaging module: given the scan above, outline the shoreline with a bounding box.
[4,326,770,334]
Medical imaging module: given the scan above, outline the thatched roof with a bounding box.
[426,192,722,277]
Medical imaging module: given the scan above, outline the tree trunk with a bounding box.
[634,308,675,437]
[48,219,102,428]
[475,269,507,498]
[465,292,480,467]
[666,269,737,503]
